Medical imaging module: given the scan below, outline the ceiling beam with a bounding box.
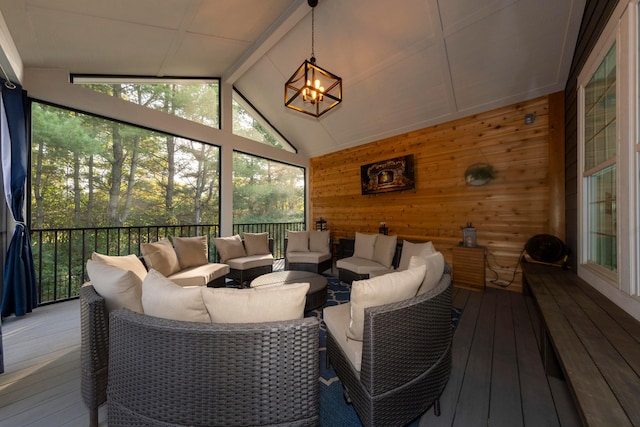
[223,0,309,85]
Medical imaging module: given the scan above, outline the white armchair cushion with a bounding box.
[168,263,230,287]
[86,260,143,313]
[226,253,274,270]
[353,232,378,260]
[398,240,435,271]
[347,264,426,341]
[309,230,330,253]
[287,231,309,253]
[337,257,390,275]
[372,234,397,268]
[214,235,247,262]
[243,232,270,256]
[140,239,181,277]
[202,282,310,323]
[323,303,363,372]
[141,269,210,323]
[90,252,148,281]
[173,235,208,269]
[409,252,445,295]
[287,251,331,264]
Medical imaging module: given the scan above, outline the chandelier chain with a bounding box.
[311,7,315,59]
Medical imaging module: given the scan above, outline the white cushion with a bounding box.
[86,260,143,313]
[336,257,390,275]
[287,231,309,253]
[140,239,181,277]
[168,263,230,287]
[91,252,147,281]
[141,269,210,322]
[214,235,247,262]
[226,253,274,270]
[287,251,331,264]
[398,241,435,271]
[353,232,377,260]
[347,264,426,341]
[243,232,270,256]
[173,236,208,269]
[309,230,330,253]
[323,303,363,372]
[202,282,310,323]
[409,251,446,295]
[372,234,397,268]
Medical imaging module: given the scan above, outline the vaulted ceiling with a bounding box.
[0,0,585,158]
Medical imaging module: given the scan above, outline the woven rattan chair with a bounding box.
[325,265,453,427]
[80,285,109,427]
[107,308,320,426]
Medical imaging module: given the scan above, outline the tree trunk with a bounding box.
[73,151,81,227]
[107,85,124,226]
[120,135,140,224]
[87,155,94,227]
[33,138,45,229]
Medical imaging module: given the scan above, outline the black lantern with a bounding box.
[315,217,327,231]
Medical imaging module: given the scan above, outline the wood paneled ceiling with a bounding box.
[0,0,585,157]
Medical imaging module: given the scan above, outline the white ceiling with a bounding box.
[0,0,585,158]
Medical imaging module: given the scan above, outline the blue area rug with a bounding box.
[307,275,462,427]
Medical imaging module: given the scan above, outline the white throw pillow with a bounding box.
[372,234,397,268]
[409,251,446,295]
[173,236,209,269]
[347,264,426,341]
[202,283,310,323]
[287,231,309,253]
[86,260,143,313]
[91,252,147,281]
[141,269,210,322]
[309,230,330,253]
[213,235,247,262]
[398,241,435,271]
[140,239,181,277]
[353,232,378,260]
[243,232,270,256]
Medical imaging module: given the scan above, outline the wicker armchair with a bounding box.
[225,238,275,286]
[284,237,333,274]
[80,284,109,427]
[324,265,452,427]
[107,308,320,426]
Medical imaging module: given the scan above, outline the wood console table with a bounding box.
[452,245,486,291]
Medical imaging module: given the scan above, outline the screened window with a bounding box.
[583,44,617,272]
[232,89,296,153]
[72,76,220,128]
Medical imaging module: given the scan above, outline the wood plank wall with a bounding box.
[310,94,565,292]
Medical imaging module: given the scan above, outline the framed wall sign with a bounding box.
[360,154,415,195]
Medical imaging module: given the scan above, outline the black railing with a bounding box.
[31,222,304,305]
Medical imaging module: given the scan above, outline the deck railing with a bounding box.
[31,222,304,305]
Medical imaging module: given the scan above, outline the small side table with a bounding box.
[452,245,486,291]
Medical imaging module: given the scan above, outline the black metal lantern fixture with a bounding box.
[315,217,327,231]
[284,0,342,118]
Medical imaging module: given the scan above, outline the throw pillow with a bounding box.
[347,264,426,341]
[173,235,209,269]
[86,260,144,313]
[91,252,147,281]
[309,230,330,253]
[213,235,247,262]
[202,282,310,323]
[243,232,270,256]
[409,251,446,295]
[398,240,436,271]
[141,269,210,322]
[372,234,397,268]
[140,239,181,277]
[287,230,309,253]
[353,232,378,260]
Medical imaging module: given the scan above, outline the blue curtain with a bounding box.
[0,83,36,319]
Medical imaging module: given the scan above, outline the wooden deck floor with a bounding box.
[0,281,581,426]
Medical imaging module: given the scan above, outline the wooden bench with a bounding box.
[522,262,640,427]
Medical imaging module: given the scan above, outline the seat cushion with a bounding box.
[213,235,247,262]
[86,260,144,313]
[243,232,270,256]
[398,240,435,271]
[287,251,331,264]
[323,303,363,372]
[173,235,209,269]
[226,253,274,270]
[141,269,210,323]
[372,234,397,268]
[347,264,426,341]
[287,230,309,252]
[202,282,310,323]
[91,252,148,281]
[168,263,230,287]
[141,239,181,277]
[337,257,389,275]
[353,232,378,260]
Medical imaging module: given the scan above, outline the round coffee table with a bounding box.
[250,270,328,311]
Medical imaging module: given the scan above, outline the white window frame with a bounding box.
[577,0,640,304]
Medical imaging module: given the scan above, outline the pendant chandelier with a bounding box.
[284,0,342,118]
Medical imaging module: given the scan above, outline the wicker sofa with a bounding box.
[80,283,320,427]
[324,264,453,427]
